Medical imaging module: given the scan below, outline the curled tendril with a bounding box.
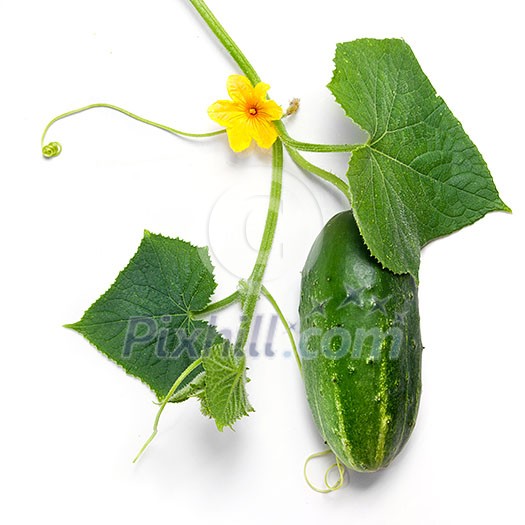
[324,461,345,491]
[304,449,346,493]
[40,103,226,161]
[42,141,62,158]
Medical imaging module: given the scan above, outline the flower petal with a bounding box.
[248,118,278,149]
[210,75,282,153]
[208,100,246,127]
[259,99,283,122]
[226,75,254,104]
[226,125,253,152]
[253,81,271,100]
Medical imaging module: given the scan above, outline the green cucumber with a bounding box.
[299,211,423,472]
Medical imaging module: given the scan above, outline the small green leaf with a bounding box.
[67,231,224,400]
[201,342,253,431]
[329,38,510,277]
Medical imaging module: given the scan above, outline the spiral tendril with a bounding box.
[304,449,346,493]
[42,141,62,158]
[40,103,226,160]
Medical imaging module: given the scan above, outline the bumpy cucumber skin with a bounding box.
[299,211,423,472]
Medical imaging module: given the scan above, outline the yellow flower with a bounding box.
[208,75,283,152]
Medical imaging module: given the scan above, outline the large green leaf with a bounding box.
[67,232,224,400]
[329,38,510,277]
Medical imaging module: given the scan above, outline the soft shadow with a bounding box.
[347,427,422,491]
[132,400,248,485]
[348,468,390,490]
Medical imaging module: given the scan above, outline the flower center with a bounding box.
[248,107,258,116]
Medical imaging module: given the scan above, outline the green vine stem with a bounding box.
[285,145,351,200]
[261,285,301,374]
[234,140,283,355]
[192,291,240,317]
[193,286,301,373]
[189,0,286,356]
[188,0,261,85]
[41,102,225,158]
[275,121,363,153]
[133,357,203,462]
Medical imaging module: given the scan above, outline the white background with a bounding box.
[1,0,524,523]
